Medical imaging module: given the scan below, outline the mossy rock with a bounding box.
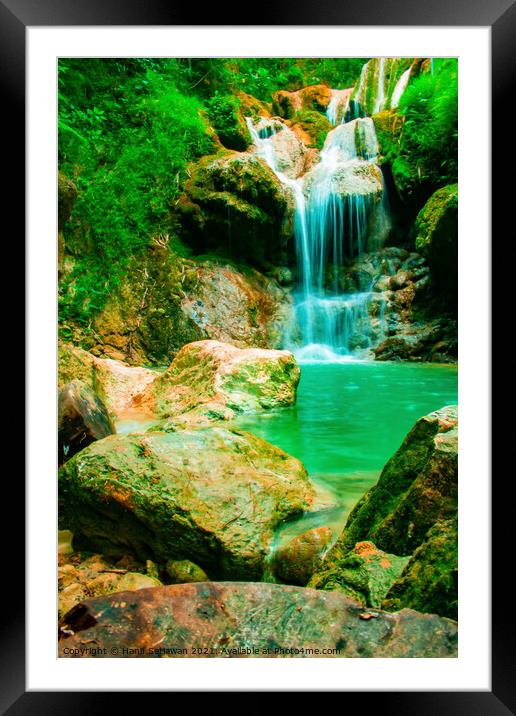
[308,541,410,608]
[382,517,458,620]
[176,153,292,267]
[136,339,300,421]
[289,110,331,149]
[166,559,210,584]
[272,526,334,586]
[415,184,458,312]
[328,405,458,559]
[372,109,404,163]
[59,426,315,580]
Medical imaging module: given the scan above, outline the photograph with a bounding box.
[55,55,460,659]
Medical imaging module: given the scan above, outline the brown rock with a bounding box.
[58,380,115,464]
[273,526,334,586]
[58,582,458,658]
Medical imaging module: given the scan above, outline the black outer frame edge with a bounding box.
[492,2,516,713]
[0,0,515,26]
[0,0,27,714]
[7,0,512,710]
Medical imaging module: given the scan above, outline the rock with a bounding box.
[287,110,331,150]
[236,91,272,120]
[58,341,160,420]
[251,117,307,178]
[372,109,404,163]
[308,540,410,608]
[92,358,160,419]
[57,552,162,619]
[272,526,334,586]
[58,172,78,278]
[272,84,332,119]
[415,184,458,312]
[332,405,458,557]
[58,342,96,391]
[58,380,115,464]
[166,559,210,584]
[58,530,74,555]
[179,261,293,350]
[90,243,204,366]
[136,340,300,421]
[58,582,458,658]
[176,152,292,267]
[58,427,315,580]
[303,158,383,199]
[382,518,458,620]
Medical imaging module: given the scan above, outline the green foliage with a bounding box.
[59,59,213,327]
[395,59,458,194]
[205,93,249,151]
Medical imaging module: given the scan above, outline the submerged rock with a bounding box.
[59,427,314,580]
[308,540,410,608]
[58,582,458,658]
[136,339,300,421]
[272,526,334,586]
[382,517,458,620]
[58,380,115,464]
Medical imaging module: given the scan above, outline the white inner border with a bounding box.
[27,26,491,692]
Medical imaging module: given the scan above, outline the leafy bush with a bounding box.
[59,60,213,327]
[205,93,249,151]
[394,59,458,198]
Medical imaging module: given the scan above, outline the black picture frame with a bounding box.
[5,0,510,710]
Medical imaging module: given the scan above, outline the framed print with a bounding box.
[4,0,510,708]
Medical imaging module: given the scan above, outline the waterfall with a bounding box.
[391,66,412,108]
[326,88,352,126]
[246,105,389,363]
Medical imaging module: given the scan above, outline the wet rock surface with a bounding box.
[58,582,458,658]
[272,526,334,586]
[176,152,292,267]
[136,339,301,421]
[59,426,315,580]
[58,380,115,465]
[308,540,410,607]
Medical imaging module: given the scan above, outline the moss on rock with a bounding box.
[308,541,410,608]
[382,517,458,620]
[58,427,315,580]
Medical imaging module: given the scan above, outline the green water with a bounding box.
[235,361,458,540]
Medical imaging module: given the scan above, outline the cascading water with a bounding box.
[391,66,412,108]
[246,88,393,362]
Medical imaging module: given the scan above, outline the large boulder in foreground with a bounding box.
[176,152,291,267]
[58,380,115,465]
[382,517,458,620]
[136,340,300,421]
[415,184,458,313]
[336,405,458,557]
[58,582,458,658]
[308,540,410,608]
[59,427,315,580]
